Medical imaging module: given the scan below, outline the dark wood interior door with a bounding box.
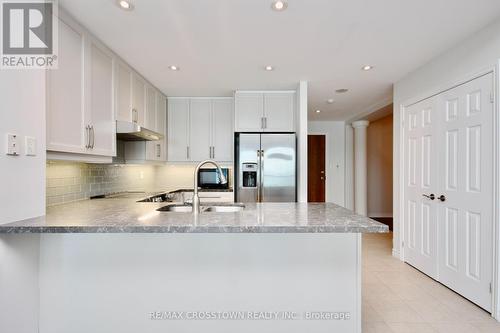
[308,135,326,202]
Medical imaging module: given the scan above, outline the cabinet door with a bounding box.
[212,99,233,161]
[189,99,212,161]
[115,61,132,122]
[234,93,264,132]
[88,40,115,156]
[47,17,86,153]
[263,93,295,132]
[168,99,190,161]
[131,73,146,127]
[157,94,167,161]
[145,85,157,130]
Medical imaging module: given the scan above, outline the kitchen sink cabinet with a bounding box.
[168,98,233,163]
[234,91,295,132]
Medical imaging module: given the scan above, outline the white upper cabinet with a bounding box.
[145,85,157,130]
[47,17,86,154]
[212,99,233,161]
[115,61,132,123]
[131,73,146,127]
[234,91,295,132]
[189,99,212,161]
[168,99,190,162]
[168,98,233,162]
[263,93,295,132]
[234,92,264,132]
[156,94,168,160]
[87,39,115,157]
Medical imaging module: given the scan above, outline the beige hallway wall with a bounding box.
[367,114,393,217]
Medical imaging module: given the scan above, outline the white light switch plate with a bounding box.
[6,133,19,156]
[25,136,36,156]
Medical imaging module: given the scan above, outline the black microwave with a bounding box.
[198,168,230,189]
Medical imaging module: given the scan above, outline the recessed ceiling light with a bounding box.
[271,1,288,11]
[315,110,321,113]
[169,65,179,71]
[335,88,349,94]
[326,99,335,104]
[117,0,134,10]
[265,65,274,71]
[362,65,374,71]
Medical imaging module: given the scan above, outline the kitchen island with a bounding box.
[0,195,388,333]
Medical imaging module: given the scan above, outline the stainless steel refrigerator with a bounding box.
[235,133,296,202]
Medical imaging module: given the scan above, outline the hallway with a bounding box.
[362,233,500,332]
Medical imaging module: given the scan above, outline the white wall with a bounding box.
[297,81,308,203]
[0,71,46,332]
[393,17,500,258]
[0,71,46,224]
[308,121,346,206]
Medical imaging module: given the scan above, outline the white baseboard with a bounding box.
[392,248,402,260]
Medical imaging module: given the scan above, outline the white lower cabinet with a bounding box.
[168,98,234,162]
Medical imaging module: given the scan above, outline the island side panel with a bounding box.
[39,233,361,333]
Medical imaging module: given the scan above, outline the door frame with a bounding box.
[397,65,500,319]
[308,132,329,202]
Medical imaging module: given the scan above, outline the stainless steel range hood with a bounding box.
[116,121,163,141]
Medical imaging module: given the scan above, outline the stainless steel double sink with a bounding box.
[157,203,245,213]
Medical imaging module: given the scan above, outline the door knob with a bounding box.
[422,194,435,200]
[437,195,446,202]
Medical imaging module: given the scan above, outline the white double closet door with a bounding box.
[404,73,494,311]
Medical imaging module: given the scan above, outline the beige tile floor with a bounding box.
[362,232,500,333]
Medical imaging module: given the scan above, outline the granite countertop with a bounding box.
[0,194,388,234]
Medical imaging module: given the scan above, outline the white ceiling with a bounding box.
[59,0,500,121]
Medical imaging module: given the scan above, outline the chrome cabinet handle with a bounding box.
[261,117,264,129]
[85,125,90,149]
[187,146,190,160]
[423,194,435,200]
[437,195,446,202]
[264,117,267,129]
[132,109,137,123]
[157,144,161,158]
[212,146,215,159]
[90,125,95,149]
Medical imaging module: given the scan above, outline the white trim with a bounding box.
[167,97,233,100]
[308,132,329,202]
[397,66,500,319]
[345,125,354,210]
[493,60,500,320]
[235,90,296,94]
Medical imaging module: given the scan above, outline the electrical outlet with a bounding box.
[25,136,36,156]
[6,133,19,156]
